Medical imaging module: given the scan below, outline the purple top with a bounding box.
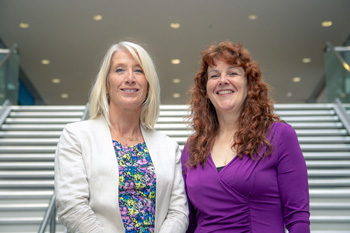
[181,122,310,233]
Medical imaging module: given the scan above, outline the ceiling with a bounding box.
[0,0,349,105]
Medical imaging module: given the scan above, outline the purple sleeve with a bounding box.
[276,124,310,233]
[181,145,197,233]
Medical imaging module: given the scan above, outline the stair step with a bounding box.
[0,154,54,161]
[0,190,53,199]
[0,146,56,153]
[5,117,81,124]
[0,162,54,169]
[308,178,350,187]
[306,161,350,168]
[307,169,350,177]
[303,152,350,160]
[275,110,335,116]
[9,112,83,118]
[281,116,339,122]
[0,131,61,138]
[0,180,54,188]
[1,124,66,131]
[310,189,350,198]
[295,129,348,136]
[289,122,344,129]
[310,203,350,209]
[301,144,350,151]
[10,105,86,111]
[0,138,59,145]
[298,136,350,143]
[0,171,54,178]
[0,203,48,211]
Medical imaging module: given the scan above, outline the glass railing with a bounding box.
[0,44,19,105]
[324,42,350,103]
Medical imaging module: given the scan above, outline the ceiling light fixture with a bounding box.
[93,15,103,21]
[302,58,311,63]
[292,77,301,82]
[248,15,258,20]
[172,79,181,83]
[172,93,181,98]
[321,21,332,27]
[41,59,51,65]
[52,78,61,84]
[170,23,180,29]
[171,59,181,64]
[61,93,69,98]
[286,92,293,97]
[19,23,29,28]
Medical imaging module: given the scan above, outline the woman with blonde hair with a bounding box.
[55,41,188,232]
[182,41,310,233]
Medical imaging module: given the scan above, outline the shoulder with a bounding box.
[63,117,108,135]
[269,121,296,137]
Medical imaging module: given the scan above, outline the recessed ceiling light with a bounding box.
[19,23,29,28]
[321,21,332,27]
[302,58,311,63]
[52,78,61,84]
[248,15,258,20]
[170,23,180,29]
[343,62,350,71]
[171,59,181,64]
[172,79,181,84]
[293,77,301,82]
[61,93,69,98]
[41,59,50,65]
[172,93,181,98]
[286,92,293,97]
[93,15,103,21]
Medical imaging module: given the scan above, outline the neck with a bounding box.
[216,110,240,137]
[109,105,142,142]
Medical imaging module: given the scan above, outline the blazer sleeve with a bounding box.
[181,145,197,233]
[159,140,189,233]
[276,123,310,233]
[54,124,104,233]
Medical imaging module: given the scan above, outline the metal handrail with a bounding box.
[38,194,56,233]
[326,41,350,73]
[0,44,18,69]
[37,103,91,233]
[0,100,12,127]
[333,98,350,135]
[306,42,350,103]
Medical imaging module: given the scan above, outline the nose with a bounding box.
[218,74,229,85]
[125,69,136,84]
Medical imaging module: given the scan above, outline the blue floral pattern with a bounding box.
[113,140,156,233]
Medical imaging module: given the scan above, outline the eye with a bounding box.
[209,74,218,79]
[116,68,124,73]
[135,68,144,73]
[229,72,238,76]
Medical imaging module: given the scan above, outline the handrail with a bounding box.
[38,194,56,233]
[38,103,91,233]
[333,98,350,135]
[0,100,12,127]
[306,42,350,103]
[326,41,350,73]
[0,44,18,69]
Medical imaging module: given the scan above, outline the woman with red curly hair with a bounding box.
[181,41,310,233]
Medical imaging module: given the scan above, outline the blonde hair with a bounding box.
[89,41,160,129]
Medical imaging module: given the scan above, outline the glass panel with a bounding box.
[324,48,350,103]
[0,49,19,105]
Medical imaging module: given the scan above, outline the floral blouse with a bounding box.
[113,140,157,233]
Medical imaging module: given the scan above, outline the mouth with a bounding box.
[121,88,139,92]
[216,90,234,95]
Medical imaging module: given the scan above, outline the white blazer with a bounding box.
[54,116,188,233]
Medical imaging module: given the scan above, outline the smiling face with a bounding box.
[107,49,148,113]
[206,58,247,116]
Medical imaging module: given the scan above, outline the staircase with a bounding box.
[0,106,86,233]
[0,104,349,233]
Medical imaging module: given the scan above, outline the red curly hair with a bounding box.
[187,41,282,167]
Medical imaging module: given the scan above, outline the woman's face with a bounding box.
[107,49,148,112]
[206,58,247,116]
